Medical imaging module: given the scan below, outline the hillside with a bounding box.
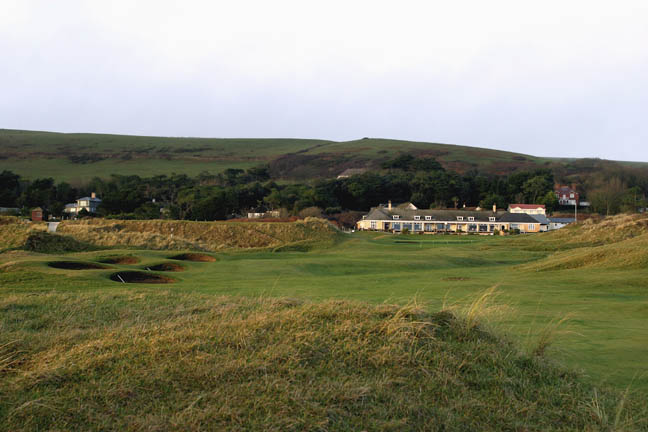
[1,292,645,431]
[510,213,648,251]
[3,128,645,183]
[513,213,648,272]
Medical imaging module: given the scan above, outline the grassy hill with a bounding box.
[0,217,341,253]
[3,128,645,183]
[1,291,645,431]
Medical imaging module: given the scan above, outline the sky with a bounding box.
[1,0,648,161]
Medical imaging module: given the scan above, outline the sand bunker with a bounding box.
[146,262,186,272]
[48,261,110,270]
[98,255,141,265]
[169,253,217,262]
[110,271,175,284]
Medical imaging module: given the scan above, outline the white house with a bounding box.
[64,192,102,216]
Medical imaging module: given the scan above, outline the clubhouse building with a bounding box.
[357,202,542,234]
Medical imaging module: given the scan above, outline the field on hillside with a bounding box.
[0,128,579,182]
[1,216,647,398]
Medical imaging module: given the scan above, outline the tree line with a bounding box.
[1,155,646,221]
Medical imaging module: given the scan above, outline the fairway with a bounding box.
[2,232,646,394]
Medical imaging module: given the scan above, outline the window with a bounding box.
[414,216,420,220]
[468,224,477,232]
[393,215,399,220]
[414,223,422,231]
[479,224,488,232]
[529,224,536,230]
[436,223,445,230]
[489,217,496,222]
[370,221,376,229]
[425,216,431,221]
[468,217,475,222]
[392,222,401,230]
[457,216,464,221]
[403,223,413,231]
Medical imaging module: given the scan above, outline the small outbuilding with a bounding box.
[31,207,45,222]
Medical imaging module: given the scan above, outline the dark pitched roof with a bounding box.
[498,213,539,223]
[530,214,550,224]
[366,206,506,222]
[364,207,392,221]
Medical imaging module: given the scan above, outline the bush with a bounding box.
[402,227,409,235]
[298,207,324,219]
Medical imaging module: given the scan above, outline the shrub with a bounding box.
[298,207,324,219]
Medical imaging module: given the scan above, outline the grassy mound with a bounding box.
[0,219,46,252]
[22,232,96,254]
[510,213,648,251]
[147,262,186,272]
[56,218,341,252]
[511,214,648,271]
[0,292,644,431]
[97,255,140,265]
[169,253,217,262]
[521,232,648,271]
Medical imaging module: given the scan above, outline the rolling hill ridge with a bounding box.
[2,129,645,183]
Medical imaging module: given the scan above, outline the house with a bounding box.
[337,168,367,179]
[529,214,550,232]
[247,210,280,219]
[507,204,549,231]
[357,202,542,234]
[64,192,102,217]
[548,217,575,230]
[0,207,19,215]
[508,204,546,215]
[395,201,417,210]
[31,207,45,222]
[554,185,589,207]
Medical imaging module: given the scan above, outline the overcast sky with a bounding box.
[2,1,647,161]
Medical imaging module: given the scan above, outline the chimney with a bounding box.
[388,200,392,211]
[91,192,96,199]
[493,204,497,213]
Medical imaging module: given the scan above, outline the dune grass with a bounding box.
[55,217,342,252]
[1,291,646,431]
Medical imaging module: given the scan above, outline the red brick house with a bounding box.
[555,185,580,206]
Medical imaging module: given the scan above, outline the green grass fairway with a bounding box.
[2,232,646,394]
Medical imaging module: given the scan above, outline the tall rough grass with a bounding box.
[56,217,340,251]
[1,291,645,431]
